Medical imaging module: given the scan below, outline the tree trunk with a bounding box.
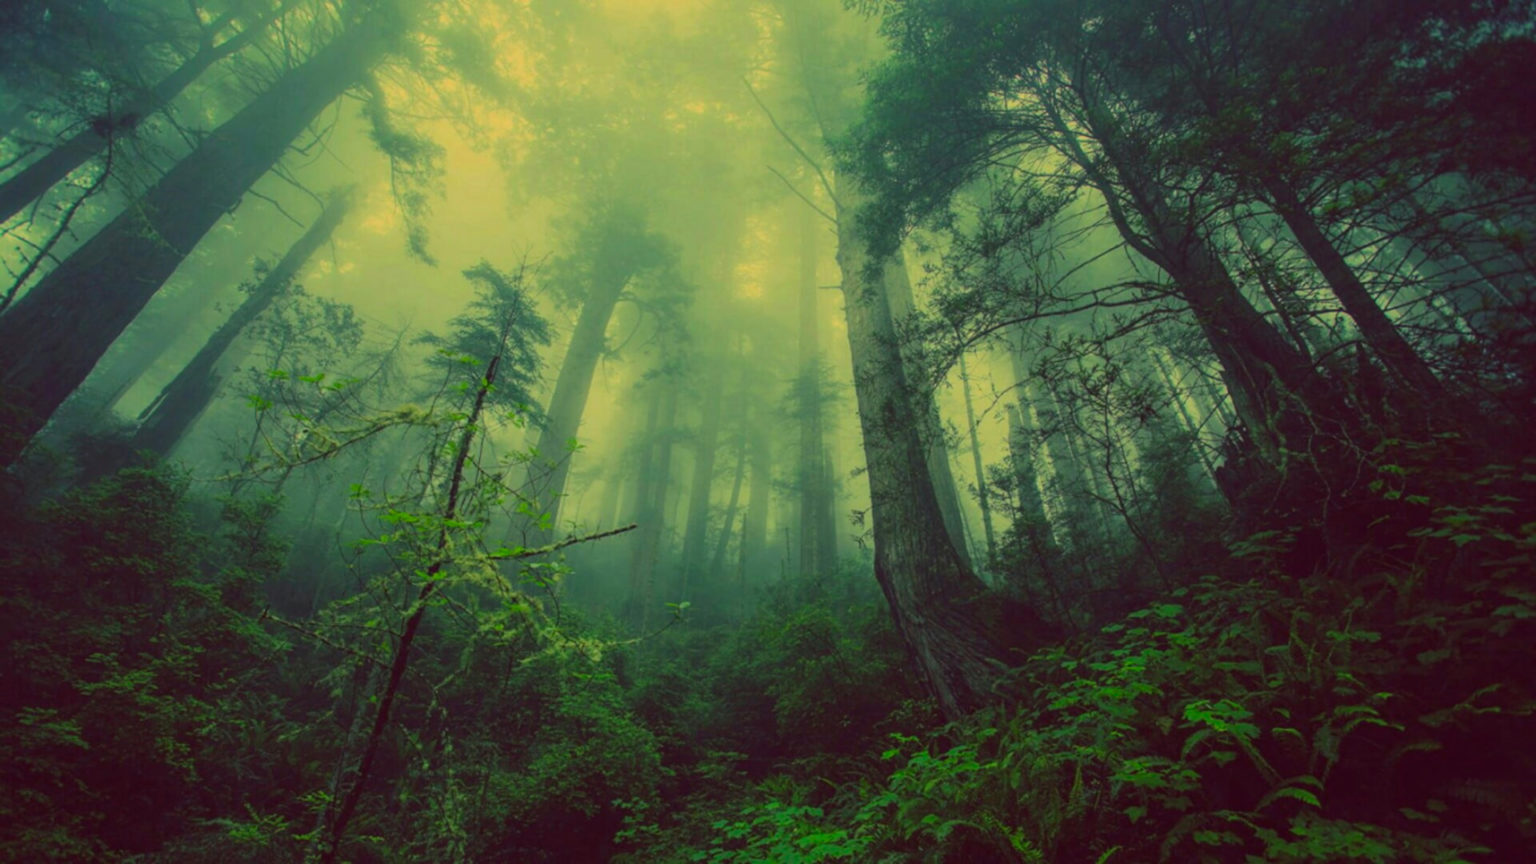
[708,419,748,583]
[958,352,996,563]
[129,187,354,458]
[627,380,676,632]
[1006,403,1069,623]
[836,181,1043,720]
[529,271,630,539]
[882,253,973,570]
[1263,179,1448,401]
[0,9,277,226]
[317,310,509,864]
[679,362,724,598]
[0,20,382,467]
[738,407,772,587]
[1056,99,1338,463]
[795,208,836,579]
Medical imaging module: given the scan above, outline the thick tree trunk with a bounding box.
[0,21,381,467]
[883,254,973,570]
[0,10,276,226]
[529,272,629,538]
[1263,179,1449,401]
[129,187,354,458]
[836,182,1043,720]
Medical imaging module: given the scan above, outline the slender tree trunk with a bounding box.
[680,362,724,598]
[1263,180,1448,401]
[0,20,382,467]
[0,10,277,226]
[1150,349,1220,484]
[316,316,509,864]
[624,385,662,622]
[958,352,996,562]
[836,181,1047,719]
[738,409,771,586]
[817,440,840,573]
[628,381,676,632]
[129,187,354,458]
[708,421,748,582]
[795,209,836,579]
[1004,403,1069,621]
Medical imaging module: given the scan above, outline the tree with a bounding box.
[0,8,390,467]
[127,186,356,461]
[845,0,1350,476]
[0,0,284,225]
[526,205,672,542]
[314,261,551,863]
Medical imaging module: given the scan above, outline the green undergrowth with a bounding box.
[622,446,1536,863]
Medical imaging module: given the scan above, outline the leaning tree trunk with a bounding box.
[837,181,1046,720]
[316,312,510,864]
[1262,178,1449,403]
[129,186,355,459]
[528,270,629,540]
[0,20,382,467]
[1055,98,1339,463]
[0,7,278,225]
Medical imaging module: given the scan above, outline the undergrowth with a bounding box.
[619,440,1536,862]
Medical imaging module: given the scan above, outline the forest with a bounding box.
[1,0,1534,861]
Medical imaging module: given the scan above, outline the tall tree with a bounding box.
[794,208,837,579]
[679,360,724,596]
[0,10,390,466]
[846,0,1347,470]
[128,186,355,459]
[527,206,670,540]
[0,1,283,225]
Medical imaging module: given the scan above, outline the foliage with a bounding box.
[633,436,1536,863]
[0,466,291,862]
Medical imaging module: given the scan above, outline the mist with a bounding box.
[3,0,1534,860]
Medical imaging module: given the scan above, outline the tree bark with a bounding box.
[836,181,1042,720]
[883,253,973,570]
[0,19,382,467]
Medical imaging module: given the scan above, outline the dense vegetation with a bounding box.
[2,0,1533,861]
